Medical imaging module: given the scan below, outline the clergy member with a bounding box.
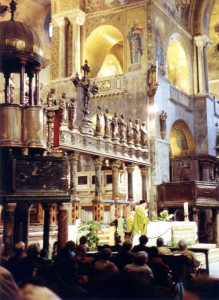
[132,200,149,238]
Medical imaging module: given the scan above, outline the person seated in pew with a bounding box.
[173,239,201,275]
[148,246,173,289]
[156,237,172,255]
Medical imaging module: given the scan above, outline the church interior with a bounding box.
[1,0,219,272]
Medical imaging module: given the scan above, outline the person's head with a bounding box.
[139,235,148,245]
[156,237,164,247]
[14,241,26,257]
[100,247,112,260]
[79,235,88,245]
[19,283,61,300]
[75,245,86,258]
[134,251,148,265]
[178,239,187,250]
[122,240,132,252]
[26,244,39,257]
[139,199,147,208]
[65,240,76,252]
[148,246,158,258]
[40,248,48,258]
[184,275,219,300]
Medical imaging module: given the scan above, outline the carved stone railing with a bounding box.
[58,128,149,166]
[95,75,125,97]
[169,85,193,110]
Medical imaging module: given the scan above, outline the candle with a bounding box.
[184,202,188,215]
[156,60,158,82]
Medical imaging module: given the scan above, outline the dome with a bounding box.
[0,19,43,72]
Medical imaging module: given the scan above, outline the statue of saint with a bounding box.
[133,119,140,145]
[59,92,67,124]
[95,106,102,136]
[111,112,119,140]
[140,121,148,147]
[119,114,127,142]
[127,118,134,144]
[160,111,167,132]
[104,109,111,138]
[68,98,77,129]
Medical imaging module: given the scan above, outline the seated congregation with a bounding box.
[0,235,219,300]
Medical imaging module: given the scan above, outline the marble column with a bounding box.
[4,72,10,104]
[200,161,211,181]
[212,208,219,246]
[52,16,65,78]
[68,11,86,75]
[27,71,34,106]
[1,203,16,256]
[126,164,135,202]
[34,65,41,106]
[111,160,121,201]
[57,202,69,252]
[194,35,212,95]
[94,157,104,201]
[19,59,26,105]
[42,203,52,251]
[140,166,148,201]
[14,203,30,246]
[68,152,80,224]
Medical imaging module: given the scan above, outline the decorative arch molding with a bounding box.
[191,0,216,35]
[170,120,196,158]
[84,25,124,78]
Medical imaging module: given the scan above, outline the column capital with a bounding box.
[194,34,212,49]
[126,164,135,173]
[59,202,70,211]
[94,156,104,168]
[111,160,121,170]
[140,166,148,175]
[68,151,80,161]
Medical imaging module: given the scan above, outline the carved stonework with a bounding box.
[51,26,59,80]
[93,203,104,221]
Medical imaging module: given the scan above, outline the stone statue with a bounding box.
[111,112,119,140]
[140,121,148,147]
[127,117,134,144]
[119,114,127,142]
[95,106,102,136]
[133,119,140,145]
[104,108,111,138]
[160,111,167,132]
[47,88,56,107]
[148,65,158,97]
[68,98,77,129]
[59,92,67,125]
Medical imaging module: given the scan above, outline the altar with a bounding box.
[146,221,198,246]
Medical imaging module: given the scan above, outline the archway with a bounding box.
[84,25,124,78]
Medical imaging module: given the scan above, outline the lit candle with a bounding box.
[156,60,158,82]
[184,202,188,215]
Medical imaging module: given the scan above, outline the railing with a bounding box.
[169,85,193,110]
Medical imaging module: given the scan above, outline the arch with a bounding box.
[84,25,124,78]
[167,34,191,94]
[170,120,195,158]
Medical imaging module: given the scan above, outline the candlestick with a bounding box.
[184,202,188,215]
